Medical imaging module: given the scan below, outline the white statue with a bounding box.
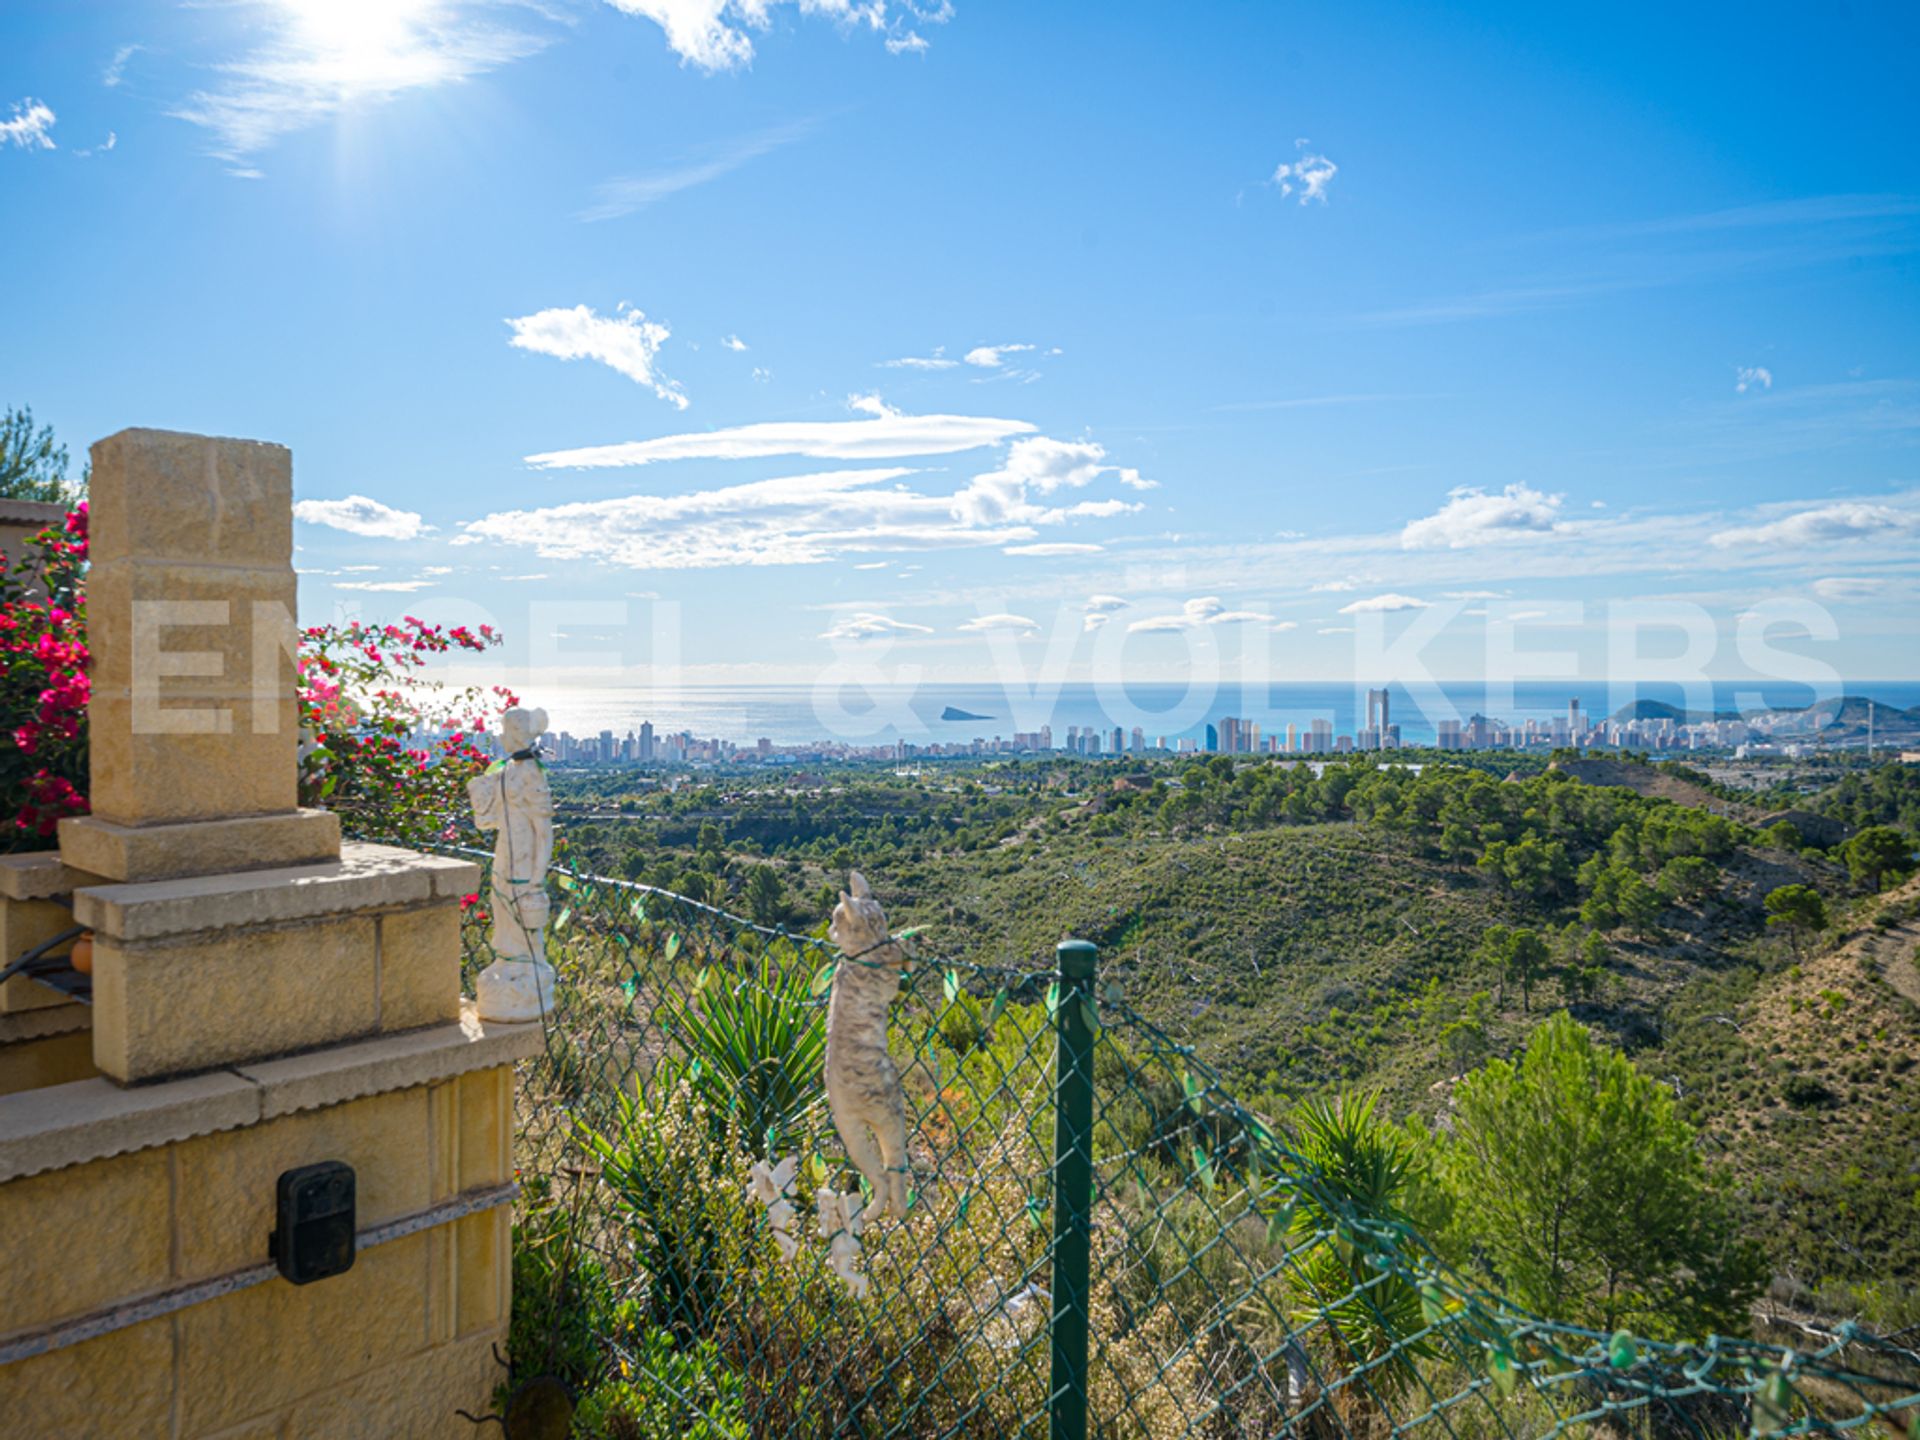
[815,1188,868,1298]
[748,1156,801,1262]
[824,872,912,1224]
[467,707,556,1022]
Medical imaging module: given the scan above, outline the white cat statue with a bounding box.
[824,871,912,1223]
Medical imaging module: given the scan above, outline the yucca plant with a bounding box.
[659,940,829,1160]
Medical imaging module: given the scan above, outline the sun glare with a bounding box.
[280,0,435,70]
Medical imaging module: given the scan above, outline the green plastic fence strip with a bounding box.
[1048,938,1098,1440]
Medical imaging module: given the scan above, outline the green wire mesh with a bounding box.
[449,851,1920,1440]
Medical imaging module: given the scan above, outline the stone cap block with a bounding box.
[0,853,105,901]
[73,841,478,941]
[237,1003,543,1119]
[0,1001,538,1181]
[59,808,340,884]
[88,429,292,568]
[0,1069,260,1183]
[0,1003,89,1048]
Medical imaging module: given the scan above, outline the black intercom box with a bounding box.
[271,1161,356,1285]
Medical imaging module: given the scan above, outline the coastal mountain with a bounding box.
[1609,693,1920,739]
[940,706,993,722]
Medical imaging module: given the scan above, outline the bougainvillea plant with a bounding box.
[298,617,515,847]
[0,505,90,844]
[2,504,513,853]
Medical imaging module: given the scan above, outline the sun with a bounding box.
[278,0,437,70]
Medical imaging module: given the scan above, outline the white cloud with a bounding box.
[1710,500,1918,548]
[950,437,1148,528]
[722,334,748,351]
[1812,576,1884,600]
[527,407,1035,470]
[293,495,429,540]
[958,613,1040,636]
[103,45,140,88]
[1318,625,1353,634]
[507,303,687,410]
[468,428,1146,570]
[1339,593,1429,614]
[1401,483,1568,549]
[964,343,1036,369]
[170,3,551,169]
[579,119,813,220]
[1443,589,1506,600]
[1084,595,1128,614]
[820,611,933,641]
[1270,620,1299,632]
[600,0,930,72]
[334,578,438,593]
[1309,576,1362,593]
[1736,365,1773,394]
[2,100,56,151]
[882,347,959,370]
[752,366,772,382]
[1003,542,1103,556]
[1127,596,1267,633]
[1270,139,1336,204]
[74,131,117,158]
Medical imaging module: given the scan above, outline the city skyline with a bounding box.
[3,2,1917,684]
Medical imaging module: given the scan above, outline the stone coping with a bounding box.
[0,852,103,901]
[0,1003,89,1049]
[58,808,340,883]
[0,1002,541,1182]
[73,841,481,942]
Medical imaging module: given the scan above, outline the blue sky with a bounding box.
[3,0,1917,693]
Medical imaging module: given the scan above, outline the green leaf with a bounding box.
[986,988,1010,1028]
[943,969,960,1004]
[1420,1282,1448,1327]
[665,933,682,963]
[629,896,647,921]
[810,1153,828,1184]
[1192,1146,1215,1191]
[694,966,712,993]
[1607,1330,1636,1370]
[555,874,576,892]
[955,1191,972,1227]
[1489,1347,1517,1396]
[810,963,838,997]
[553,907,572,933]
[1079,994,1101,1034]
[1045,981,1061,1018]
[1025,1195,1045,1229]
[1183,1070,1206,1114]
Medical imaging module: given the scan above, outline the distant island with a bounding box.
[940,706,993,722]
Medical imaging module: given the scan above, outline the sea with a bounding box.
[525,680,1920,751]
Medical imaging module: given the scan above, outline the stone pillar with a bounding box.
[0,429,540,1437]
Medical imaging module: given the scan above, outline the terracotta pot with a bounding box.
[69,933,94,975]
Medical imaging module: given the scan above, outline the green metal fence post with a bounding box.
[1049,938,1098,1440]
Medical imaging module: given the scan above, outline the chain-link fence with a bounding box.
[454,853,1920,1440]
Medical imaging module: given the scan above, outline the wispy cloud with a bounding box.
[1340,592,1429,614]
[721,334,748,351]
[466,429,1147,569]
[1402,484,1569,549]
[821,611,933,641]
[334,578,438,593]
[958,613,1040,636]
[293,495,430,540]
[883,347,959,370]
[2,99,56,151]
[1710,498,1919,549]
[525,403,1035,470]
[964,343,1035,369]
[1128,596,1268,633]
[578,119,815,221]
[169,2,552,171]
[1812,576,1885,600]
[507,302,688,409]
[1004,542,1103,556]
[1735,365,1773,394]
[102,44,141,88]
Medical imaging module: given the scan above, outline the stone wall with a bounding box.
[0,430,539,1437]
